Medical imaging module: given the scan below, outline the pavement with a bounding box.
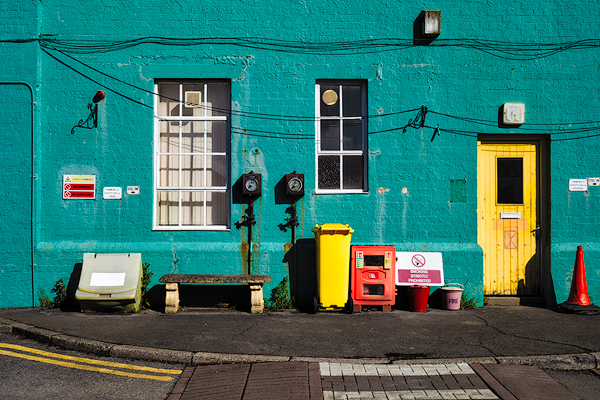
[1,304,599,399]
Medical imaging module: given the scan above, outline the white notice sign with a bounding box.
[588,178,600,187]
[103,187,122,199]
[89,272,126,287]
[569,179,588,192]
[396,252,444,286]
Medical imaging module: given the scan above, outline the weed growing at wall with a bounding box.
[266,276,294,309]
[39,279,67,309]
[141,262,153,309]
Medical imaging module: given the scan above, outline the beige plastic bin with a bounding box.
[75,253,143,312]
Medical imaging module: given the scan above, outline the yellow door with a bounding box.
[477,142,540,295]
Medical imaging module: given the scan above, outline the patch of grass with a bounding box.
[460,293,480,310]
[39,290,54,309]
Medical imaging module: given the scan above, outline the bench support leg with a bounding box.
[165,282,180,314]
[249,284,264,314]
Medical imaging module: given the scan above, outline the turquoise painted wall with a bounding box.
[1,0,599,308]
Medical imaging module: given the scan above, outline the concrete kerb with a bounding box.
[192,352,290,365]
[51,334,114,357]
[496,353,598,370]
[111,345,195,365]
[1,318,600,370]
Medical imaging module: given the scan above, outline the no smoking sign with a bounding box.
[396,252,444,286]
[411,254,426,267]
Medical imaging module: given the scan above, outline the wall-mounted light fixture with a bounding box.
[71,91,106,134]
[422,10,441,37]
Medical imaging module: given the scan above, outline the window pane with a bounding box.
[182,83,204,117]
[155,80,230,229]
[342,85,362,117]
[157,83,180,117]
[318,156,340,189]
[343,120,362,150]
[181,155,204,187]
[206,191,229,226]
[320,120,340,150]
[182,121,203,153]
[320,84,340,116]
[160,121,180,153]
[159,155,179,187]
[181,191,204,226]
[497,158,523,204]
[207,83,229,117]
[207,120,227,153]
[206,155,227,187]
[157,191,179,226]
[343,155,364,189]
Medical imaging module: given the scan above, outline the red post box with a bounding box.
[350,246,397,312]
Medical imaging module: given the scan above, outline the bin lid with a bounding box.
[77,253,142,295]
[312,223,354,236]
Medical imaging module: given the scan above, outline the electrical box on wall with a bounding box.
[242,172,262,196]
[503,103,525,125]
[285,172,304,197]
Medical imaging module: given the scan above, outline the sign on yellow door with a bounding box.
[477,142,540,296]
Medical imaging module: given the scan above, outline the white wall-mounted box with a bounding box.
[503,103,525,125]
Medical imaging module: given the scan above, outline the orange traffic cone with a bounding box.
[559,246,599,314]
[565,246,592,306]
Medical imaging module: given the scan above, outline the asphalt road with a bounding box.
[543,368,600,400]
[0,333,182,400]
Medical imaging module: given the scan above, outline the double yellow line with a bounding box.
[0,343,183,381]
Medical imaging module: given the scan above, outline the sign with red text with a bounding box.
[396,252,444,286]
[63,175,96,199]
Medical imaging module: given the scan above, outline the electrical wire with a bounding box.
[37,37,600,61]
[42,45,421,121]
[40,47,152,109]
[39,41,600,142]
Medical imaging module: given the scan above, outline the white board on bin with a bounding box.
[396,252,444,286]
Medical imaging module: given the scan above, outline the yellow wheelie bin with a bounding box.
[312,223,354,313]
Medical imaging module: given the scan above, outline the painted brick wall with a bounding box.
[1,0,598,308]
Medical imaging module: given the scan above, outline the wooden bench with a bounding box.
[159,274,271,314]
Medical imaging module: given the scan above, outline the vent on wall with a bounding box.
[184,91,202,108]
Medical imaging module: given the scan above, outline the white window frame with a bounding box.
[153,80,230,230]
[315,81,368,194]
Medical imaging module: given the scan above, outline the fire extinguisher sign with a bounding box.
[395,252,444,286]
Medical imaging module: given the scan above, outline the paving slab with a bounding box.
[170,361,319,400]
[479,364,578,400]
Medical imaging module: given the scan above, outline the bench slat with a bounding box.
[159,274,271,284]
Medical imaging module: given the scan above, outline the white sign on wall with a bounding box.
[569,179,588,192]
[103,187,122,199]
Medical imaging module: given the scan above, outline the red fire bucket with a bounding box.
[407,285,430,312]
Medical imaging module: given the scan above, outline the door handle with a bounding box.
[531,225,542,239]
